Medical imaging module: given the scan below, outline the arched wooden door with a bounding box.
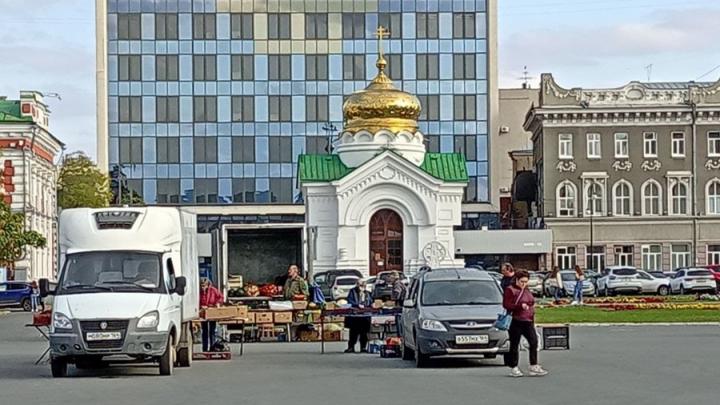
[369,209,403,276]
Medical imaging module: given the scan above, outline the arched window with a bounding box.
[707,179,720,215]
[584,181,605,216]
[612,181,633,216]
[556,181,577,217]
[641,180,662,216]
[671,182,689,215]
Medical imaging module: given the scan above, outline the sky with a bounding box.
[1,0,720,159]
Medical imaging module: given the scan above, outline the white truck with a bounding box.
[39,207,200,377]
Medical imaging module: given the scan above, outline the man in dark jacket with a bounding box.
[500,263,515,291]
[345,280,373,353]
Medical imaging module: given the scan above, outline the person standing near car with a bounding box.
[389,271,407,306]
[344,279,373,353]
[572,265,585,305]
[549,266,564,304]
[503,270,548,377]
[500,263,515,291]
[199,278,224,352]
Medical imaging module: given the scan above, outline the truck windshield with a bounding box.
[58,251,165,295]
[421,280,502,306]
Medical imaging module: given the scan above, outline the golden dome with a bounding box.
[342,53,422,134]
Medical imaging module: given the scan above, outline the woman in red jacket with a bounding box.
[200,278,224,352]
[503,270,548,377]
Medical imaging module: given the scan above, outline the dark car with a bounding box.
[401,268,510,368]
[0,282,33,311]
[372,271,408,300]
[313,269,363,300]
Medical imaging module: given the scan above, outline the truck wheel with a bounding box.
[176,323,193,368]
[21,298,32,312]
[159,337,175,376]
[51,357,68,378]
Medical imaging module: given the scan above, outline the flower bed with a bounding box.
[594,303,720,311]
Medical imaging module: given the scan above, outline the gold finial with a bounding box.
[374,26,390,73]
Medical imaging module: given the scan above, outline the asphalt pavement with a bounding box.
[0,311,715,405]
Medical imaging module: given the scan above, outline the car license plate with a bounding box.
[86,332,122,341]
[455,335,488,345]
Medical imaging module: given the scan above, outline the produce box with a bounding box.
[323,330,343,341]
[245,312,256,324]
[274,311,293,323]
[298,329,320,342]
[254,311,274,324]
[236,305,249,320]
[325,302,337,310]
[292,300,308,310]
[204,306,238,320]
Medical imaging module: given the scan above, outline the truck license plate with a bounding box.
[86,332,122,341]
[455,335,488,344]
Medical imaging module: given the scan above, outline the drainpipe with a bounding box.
[690,100,698,266]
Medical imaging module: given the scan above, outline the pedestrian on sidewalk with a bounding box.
[572,265,585,305]
[503,270,548,377]
[344,279,373,353]
[549,266,564,304]
[500,263,515,291]
[199,278,224,352]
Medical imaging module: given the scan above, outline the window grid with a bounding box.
[192,13,216,40]
[268,14,291,40]
[231,13,253,39]
[453,95,476,121]
[556,247,577,269]
[232,96,254,122]
[156,55,179,81]
[118,96,142,123]
[453,54,475,80]
[672,132,685,157]
[416,13,439,39]
[306,14,328,39]
[453,13,475,39]
[269,96,292,122]
[643,132,657,157]
[231,55,254,81]
[306,95,329,122]
[117,13,141,40]
[193,96,217,122]
[558,134,573,159]
[306,55,328,81]
[118,55,141,81]
[416,54,439,80]
[641,245,662,271]
[708,132,720,157]
[343,55,365,80]
[269,55,292,81]
[342,13,366,39]
[378,13,402,38]
[193,137,217,163]
[156,96,179,123]
[193,55,217,81]
[586,133,600,159]
[614,133,629,158]
[155,14,178,40]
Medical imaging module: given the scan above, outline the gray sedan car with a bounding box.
[401,268,510,368]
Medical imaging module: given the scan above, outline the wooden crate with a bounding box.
[254,312,274,324]
[204,306,238,320]
[274,311,293,323]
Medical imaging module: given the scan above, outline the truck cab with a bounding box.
[40,208,199,377]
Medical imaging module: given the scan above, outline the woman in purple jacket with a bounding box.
[503,270,548,377]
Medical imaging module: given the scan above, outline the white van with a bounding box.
[40,207,200,377]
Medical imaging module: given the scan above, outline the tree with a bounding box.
[57,152,112,209]
[110,165,144,205]
[0,200,46,269]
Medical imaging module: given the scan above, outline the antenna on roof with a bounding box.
[645,64,653,82]
[518,66,533,89]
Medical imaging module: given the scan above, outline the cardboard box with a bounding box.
[254,312,274,324]
[244,312,256,324]
[236,305,249,320]
[204,306,238,320]
[298,329,320,342]
[323,330,343,341]
[274,311,293,323]
[292,301,308,310]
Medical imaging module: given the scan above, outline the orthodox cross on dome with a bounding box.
[374,26,391,74]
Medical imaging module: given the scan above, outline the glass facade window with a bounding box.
[231,55,254,81]
[232,96,254,122]
[232,138,255,163]
[193,137,217,163]
[231,13,253,40]
[193,55,217,81]
[118,55,141,81]
[378,13,402,38]
[342,13,366,39]
[465,176,478,201]
[416,54,439,80]
[193,96,217,122]
[193,14,216,40]
[453,95,476,121]
[119,137,142,164]
[156,96,179,123]
[117,13,141,40]
[155,14,178,40]
[195,179,218,203]
[453,13,475,39]
[268,14,291,40]
[106,1,492,204]
[118,96,142,123]
[306,14,328,39]
[416,13,439,39]
[306,96,329,122]
[453,54,476,80]
[156,55,179,81]
[269,96,292,122]
[306,55,328,81]
[269,55,291,81]
[269,138,292,163]
[418,95,440,121]
[343,55,365,80]
[156,137,180,164]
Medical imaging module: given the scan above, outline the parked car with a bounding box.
[701,266,720,289]
[584,269,602,291]
[597,267,642,296]
[647,271,669,279]
[313,269,363,300]
[365,276,377,293]
[372,271,409,300]
[331,275,360,301]
[635,270,671,296]
[401,268,510,368]
[670,268,717,294]
[527,272,544,296]
[543,271,596,297]
[0,282,33,311]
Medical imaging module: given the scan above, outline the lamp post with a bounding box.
[586,191,596,270]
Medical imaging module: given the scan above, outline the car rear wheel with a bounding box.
[21,298,32,312]
[680,285,686,295]
[657,286,669,296]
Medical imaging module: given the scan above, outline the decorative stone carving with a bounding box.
[706,159,720,170]
[612,160,633,172]
[556,160,577,173]
[422,241,449,268]
[641,160,662,172]
[379,166,397,180]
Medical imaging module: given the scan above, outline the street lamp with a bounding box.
[586,191,596,270]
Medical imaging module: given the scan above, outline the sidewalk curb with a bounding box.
[557,322,720,327]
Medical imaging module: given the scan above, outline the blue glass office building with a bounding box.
[99,0,494,208]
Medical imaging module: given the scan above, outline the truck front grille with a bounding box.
[80,320,129,350]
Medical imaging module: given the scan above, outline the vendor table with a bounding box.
[26,324,50,365]
[319,308,401,354]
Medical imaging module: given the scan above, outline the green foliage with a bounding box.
[0,201,46,267]
[57,152,112,209]
[110,165,144,206]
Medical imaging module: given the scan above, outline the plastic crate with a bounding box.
[541,324,570,350]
